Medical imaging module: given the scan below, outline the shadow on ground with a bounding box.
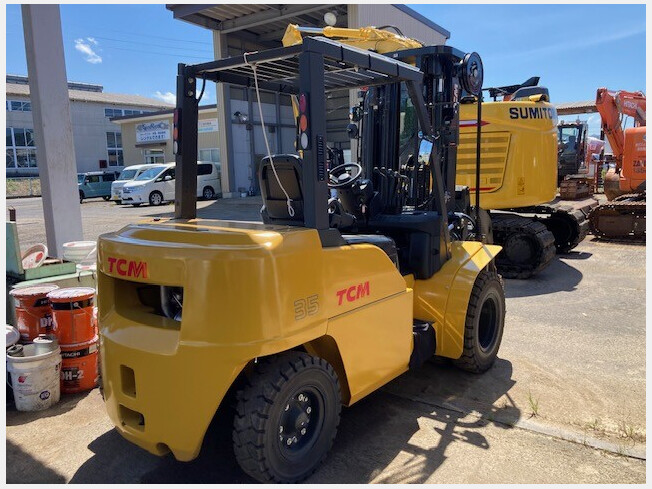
[311,357,519,483]
[6,391,91,427]
[6,439,67,483]
[70,358,517,484]
[588,236,646,247]
[504,258,583,298]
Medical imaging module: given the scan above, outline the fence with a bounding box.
[6,177,42,198]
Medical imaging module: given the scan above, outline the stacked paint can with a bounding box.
[9,284,59,343]
[47,287,99,394]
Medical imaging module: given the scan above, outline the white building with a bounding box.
[6,74,172,176]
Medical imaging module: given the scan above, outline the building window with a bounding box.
[199,148,220,164]
[105,107,150,118]
[144,149,165,165]
[106,131,123,167]
[6,128,37,169]
[7,100,32,112]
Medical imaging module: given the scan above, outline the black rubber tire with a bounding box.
[202,186,215,200]
[149,191,163,206]
[454,267,505,373]
[79,191,85,204]
[103,195,111,201]
[114,200,122,205]
[233,352,341,483]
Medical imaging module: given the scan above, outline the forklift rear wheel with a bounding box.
[454,267,505,373]
[233,352,341,483]
[149,191,163,206]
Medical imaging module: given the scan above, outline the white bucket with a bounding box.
[7,344,61,411]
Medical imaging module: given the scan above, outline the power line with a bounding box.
[92,35,213,54]
[109,29,213,46]
[100,45,212,61]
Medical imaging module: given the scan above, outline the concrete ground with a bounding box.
[5,196,646,483]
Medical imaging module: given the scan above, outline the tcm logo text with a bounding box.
[106,257,148,278]
[336,281,370,305]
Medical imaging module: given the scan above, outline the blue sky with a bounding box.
[6,4,646,134]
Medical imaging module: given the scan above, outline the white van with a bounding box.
[120,162,220,206]
[111,164,160,203]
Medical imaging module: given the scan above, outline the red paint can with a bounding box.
[60,335,99,394]
[47,287,96,345]
[9,284,59,342]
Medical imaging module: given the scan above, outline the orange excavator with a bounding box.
[589,88,645,239]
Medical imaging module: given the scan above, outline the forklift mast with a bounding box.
[172,38,429,226]
[172,37,481,277]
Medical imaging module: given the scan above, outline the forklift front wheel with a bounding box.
[454,267,505,373]
[233,352,341,483]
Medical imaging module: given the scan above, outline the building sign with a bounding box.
[136,120,170,143]
[198,118,218,133]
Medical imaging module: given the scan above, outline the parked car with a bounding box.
[120,162,220,206]
[111,164,160,204]
[78,170,120,203]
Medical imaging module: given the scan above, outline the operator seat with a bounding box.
[259,155,305,226]
[258,155,398,267]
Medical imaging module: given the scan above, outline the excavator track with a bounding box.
[506,197,598,254]
[491,213,556,279]
[588,194,646,240]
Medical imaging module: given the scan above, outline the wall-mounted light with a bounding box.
[324,11,337,26]
[233,111,249,123]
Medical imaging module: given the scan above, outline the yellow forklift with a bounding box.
[97,37,504,482]
[285,25,594,279]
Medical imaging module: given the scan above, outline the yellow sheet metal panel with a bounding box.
[457,131,511,191]
[97,219,413,460]
[458,101,558,208]
[412,242,500,359]
[326,290,413,405]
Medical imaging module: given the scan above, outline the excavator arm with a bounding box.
[282,24,424,53]
[595,88,646,168]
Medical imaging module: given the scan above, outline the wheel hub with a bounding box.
[278,391,314,449]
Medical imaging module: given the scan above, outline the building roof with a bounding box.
[555,101,597,115]
[6,83,173,110]
[166,4,450,43]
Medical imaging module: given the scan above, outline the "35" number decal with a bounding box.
[294,295,319,320]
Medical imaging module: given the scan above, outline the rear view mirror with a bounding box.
[164,175,172,181]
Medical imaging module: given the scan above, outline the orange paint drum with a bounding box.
[60,336,99,394]
[9,285,59,342]
[48,287,96,345]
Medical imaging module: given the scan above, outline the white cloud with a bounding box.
[74,38,102,64]
[153,91,176,105]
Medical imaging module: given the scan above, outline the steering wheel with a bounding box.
[328,163,363,189]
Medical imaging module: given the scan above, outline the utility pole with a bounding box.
[22,4,83,257]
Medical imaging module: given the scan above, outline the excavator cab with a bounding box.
[97,37,504,483]
[558,121,588,182]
